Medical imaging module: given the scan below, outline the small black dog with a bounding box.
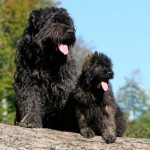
[63,52,127,143]
[14,7,76,129]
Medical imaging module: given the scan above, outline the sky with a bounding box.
[60,0,150,94]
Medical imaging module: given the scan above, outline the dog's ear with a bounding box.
[24,9,42,35]
[93,51,99,56]
[92,51,100,60]
[82,54,93,70]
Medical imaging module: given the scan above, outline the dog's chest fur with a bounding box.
[77,88,104,119]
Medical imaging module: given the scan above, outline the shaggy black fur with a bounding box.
[14,7,76,129]
[63,52,127,143]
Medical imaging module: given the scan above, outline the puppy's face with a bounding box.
[82,52,114,91]
[26,7,76,56]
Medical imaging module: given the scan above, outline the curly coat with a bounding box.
[63,52,127,143]
[14,7,76,129]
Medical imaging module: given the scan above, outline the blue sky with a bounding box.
[60,0,150,94]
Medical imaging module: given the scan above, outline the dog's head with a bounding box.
[24,7,76,56]
[81,52,114,91]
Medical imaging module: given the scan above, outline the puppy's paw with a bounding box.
[102,133,116,144]
[80,127,95,138]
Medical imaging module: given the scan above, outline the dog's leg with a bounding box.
[76,109,95,138]
[101,91,117,143]
[115,106,127,137]
[101,106,116,143]
[15,87,43,128]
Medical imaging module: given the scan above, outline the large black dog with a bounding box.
[63,52,127,143]
[14,7,76,129]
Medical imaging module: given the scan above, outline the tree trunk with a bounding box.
[0,123,150,150]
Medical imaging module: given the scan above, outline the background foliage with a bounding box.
[0,0,150,139]
[117,71,150,138]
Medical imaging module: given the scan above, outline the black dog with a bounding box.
[14,7,76,129]
[63,52,127,143]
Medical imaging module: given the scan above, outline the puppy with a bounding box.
[63,52,127,144]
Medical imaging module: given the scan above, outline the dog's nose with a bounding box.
[107,71,112,75]
[67,28,75,33]
[107,71,114,77]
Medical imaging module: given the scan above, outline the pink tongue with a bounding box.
[101,81,108,91]
[58,44,69,55]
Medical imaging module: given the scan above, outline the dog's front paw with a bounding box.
[102,133,116,144]
[80,127,95,138]
[19,121,42,128]
[18,115,42,128]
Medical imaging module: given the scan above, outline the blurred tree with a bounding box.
[0,0,58,124]
[72,37,92,75]
[117,70,149,119]
[126,109,150,138]
[117,70,150,138]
